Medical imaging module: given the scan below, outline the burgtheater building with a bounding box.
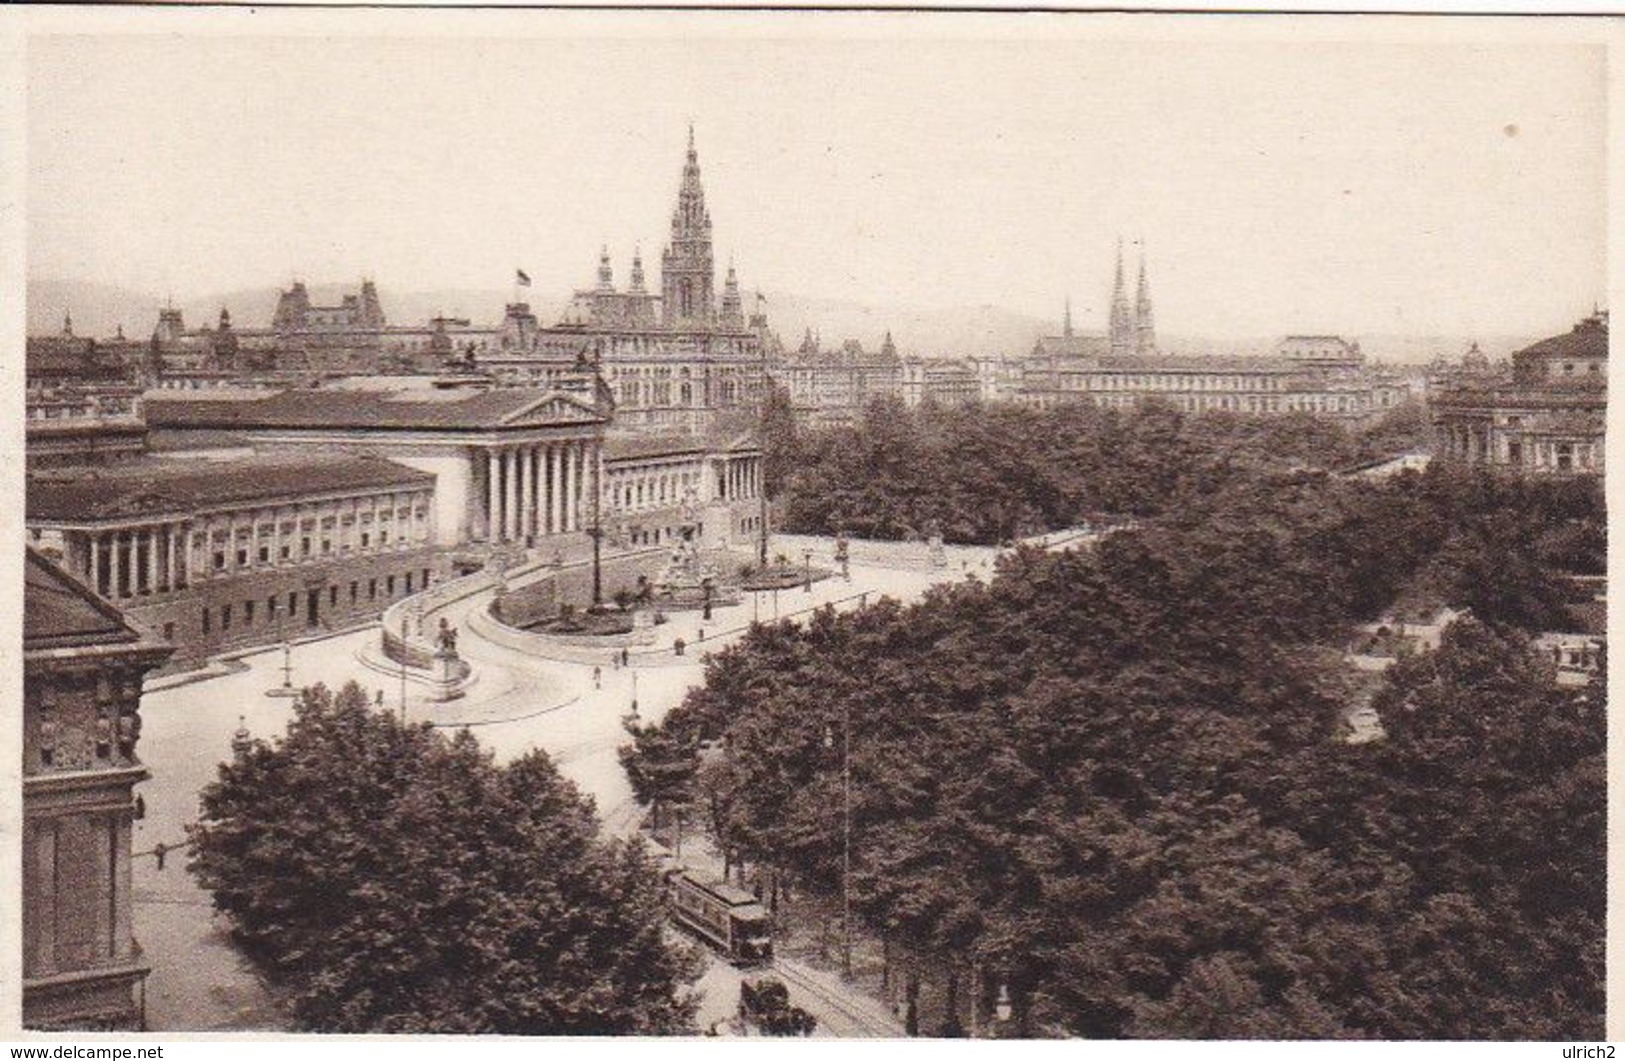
[1430,310,1607,475]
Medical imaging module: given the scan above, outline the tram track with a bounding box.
[772,956,901,1038]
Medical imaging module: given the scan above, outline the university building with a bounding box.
[1430,310,1607,475]
[23,549,173,1029]
[1019,247,1411,423]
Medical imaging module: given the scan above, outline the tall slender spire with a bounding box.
[719,256,744,330]
[629,245,646,294]
[597,245,615,293]
[1063,297,1074,339]
[663,125,715,329]
[1134,245,1156,355]
[1109,238,1134,356]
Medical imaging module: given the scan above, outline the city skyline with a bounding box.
[23,15,1608,343]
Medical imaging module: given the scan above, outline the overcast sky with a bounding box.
[24,15,1608,339]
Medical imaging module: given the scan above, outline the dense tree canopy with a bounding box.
[190,682,701,1034]
[773,398,1432,543]
[631,414,1604,1039]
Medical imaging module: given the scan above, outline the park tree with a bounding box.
[618,719,701,834]
[189,681,701,1034]
[627,414,1604,1039]
[759,380,800,499]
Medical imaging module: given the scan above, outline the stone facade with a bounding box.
[479,130,769,432]
[142,384,610,550]
[603,432,765,551]
[1021,251,1409,423]
[23,549,173,1029]
[25,387,149,470]
[28,453,443,670]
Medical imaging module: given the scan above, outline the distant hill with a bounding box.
[27,279,169,340]
[27,279,558,338]
[27,277,1536,366]
[757,290,1051,359]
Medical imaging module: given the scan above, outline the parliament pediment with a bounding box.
[499,394,603,428]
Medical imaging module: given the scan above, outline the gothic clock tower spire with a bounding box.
[662,124,715,329]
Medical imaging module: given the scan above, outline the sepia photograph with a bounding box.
[3,5,1614,1046]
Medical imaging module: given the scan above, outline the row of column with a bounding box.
[718,457,762,502]
[83,523,186,601]
[483,440,600,544]
[1441,423,1491,462]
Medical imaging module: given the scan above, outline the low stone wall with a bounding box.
[380,568,499,671]
[466,599,663,667]
[492,578,560,630]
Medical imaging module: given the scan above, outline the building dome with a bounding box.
[1511,311,1607,386]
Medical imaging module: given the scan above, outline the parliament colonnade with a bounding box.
[602,452,763,516]
[714,454,763,503]
[473,437,601,544]
[57,489,435,604]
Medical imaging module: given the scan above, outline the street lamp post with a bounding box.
[824,703,853,979]
[804,549,813,593]
[266,612,296,699]
[589,445,605,608]
[758,481,770,568]
[399,615,409,724]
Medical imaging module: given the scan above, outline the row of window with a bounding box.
[611,467,702,512]
[199,499,430,574]
[211,527,409,571]
[1059,373,1290,392]
[188,567,434,639]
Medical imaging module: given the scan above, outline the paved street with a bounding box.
[131,534,998,1032]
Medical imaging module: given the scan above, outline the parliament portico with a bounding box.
[143,384,610,549]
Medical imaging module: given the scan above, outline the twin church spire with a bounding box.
[1108,239,1157,356]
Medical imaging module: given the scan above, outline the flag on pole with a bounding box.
[516,269,531,286]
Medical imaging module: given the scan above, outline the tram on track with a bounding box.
[664,868,774,966]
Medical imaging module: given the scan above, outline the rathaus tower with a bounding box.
[662,126,716,329]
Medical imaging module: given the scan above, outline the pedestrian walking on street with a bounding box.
[593,666,602,690]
